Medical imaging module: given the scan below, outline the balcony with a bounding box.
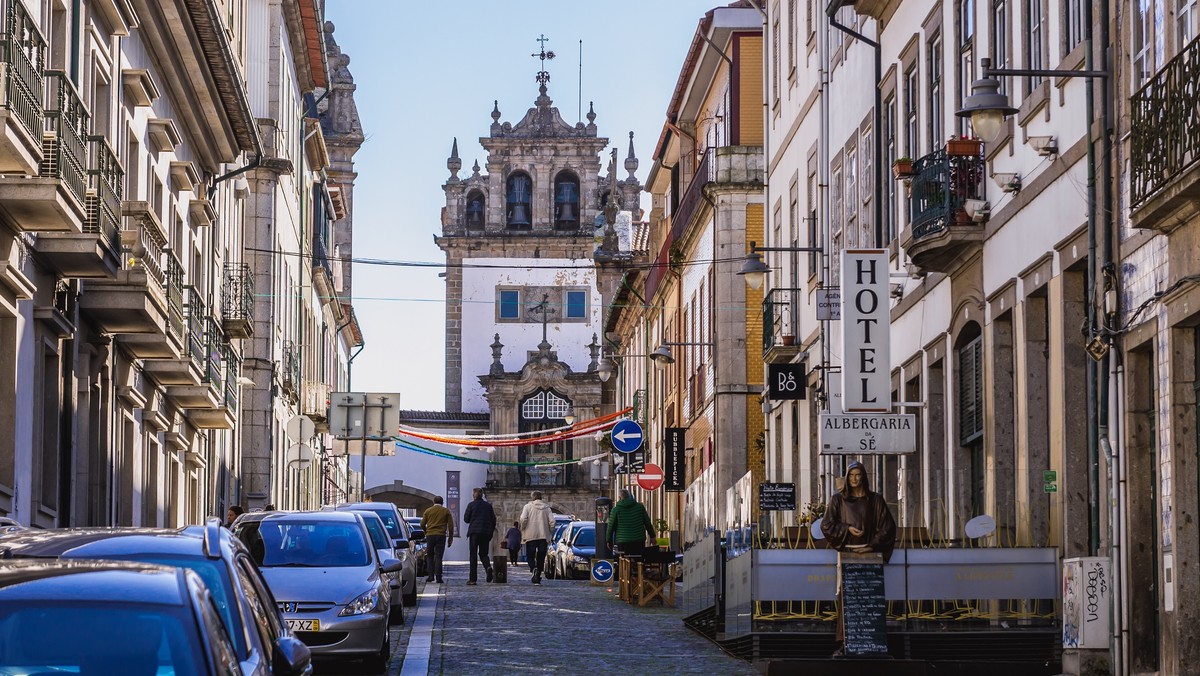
[80,212,179,339]
[312,230,335,303]
[670,148,713,243]
[221,262,253,338]
[35,136,123,277]
[900,146,988,274]
[0,0,44,174]
[761,287,806,364]
[141,283,205,386]
[169,315,224,411]
[0,71,87,233]
[303,381,330,431]
[1130,35,1200,231]
[280,339,300,403]
[189,341,238,429]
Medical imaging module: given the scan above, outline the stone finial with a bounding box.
[491,100,501,123]
[586,101,596,124]
[490,334,505,376]
[471,159,481,177]
[447,138,461,179]
[625,131,639,178]
[588,334,600,373]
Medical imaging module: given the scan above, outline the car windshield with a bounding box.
[573,528,596,548]
[359,515,390,550]
[551,523,568,543]
[366,508,404,540]
[0,601,206,675]
[257,520,372,568]
[101,553,246,658]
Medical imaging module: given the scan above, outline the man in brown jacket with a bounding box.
[421,496,454,584]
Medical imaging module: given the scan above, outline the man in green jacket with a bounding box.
[421,496,454,584]
[607,489,655,557]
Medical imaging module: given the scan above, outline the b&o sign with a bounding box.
[840,250,891,412]
[768,362,807,400]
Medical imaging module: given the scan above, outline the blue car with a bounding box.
[552,521,596,580]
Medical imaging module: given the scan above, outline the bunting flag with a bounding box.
[393,436,609,467]
[395,407,632,448]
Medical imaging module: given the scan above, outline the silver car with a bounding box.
[350,509,405,620]
[237,511,400,672]
[334,502,417,606]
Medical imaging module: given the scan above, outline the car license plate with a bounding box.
[286,619,320,632]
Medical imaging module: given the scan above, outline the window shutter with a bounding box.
[958,337,983,444]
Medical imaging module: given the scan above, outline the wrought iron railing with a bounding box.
[164,251,185,344]
[221,262,253,322]
[184,288,207,373]
[41,71,88,208]
[1130,35,1200,208]
[908,147,986,240]
[1,0,43,141]
[204,317,224,388]
[671,147,714,242]
[762,287,802,353]
[312,230,332,277]
[281,339,299,397]
[223,344,240,409]
[86,136,121,254]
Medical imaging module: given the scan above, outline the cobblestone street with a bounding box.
[315,561,757,675]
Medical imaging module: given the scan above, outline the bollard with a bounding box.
[492,554,507,582]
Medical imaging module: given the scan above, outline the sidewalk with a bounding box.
[387,560,758,675]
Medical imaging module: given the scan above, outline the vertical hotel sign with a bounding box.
[840,250,891,412]
[446,471,461,532]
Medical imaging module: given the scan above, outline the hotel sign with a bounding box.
[819,414,916,455]
[840,250,891,412]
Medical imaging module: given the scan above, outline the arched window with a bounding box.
[506,172,532,229]
[553,172,580,229]
[517,389,574,487]
[465,190,485,229]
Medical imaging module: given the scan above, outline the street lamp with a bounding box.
[651,341,714,367]
[563,407,576,425]
[955,58,1105,141]
[597,357,615,383]
[737,241,824,290]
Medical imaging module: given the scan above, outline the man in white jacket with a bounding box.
[519,491,555,584]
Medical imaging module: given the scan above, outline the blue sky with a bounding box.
[325,1,727,410]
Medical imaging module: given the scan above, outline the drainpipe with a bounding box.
[826,2,883,249]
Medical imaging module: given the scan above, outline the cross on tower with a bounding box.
[529,293,557,344]
[531,34,555,85]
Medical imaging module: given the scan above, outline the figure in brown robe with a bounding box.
[820,461,897,563]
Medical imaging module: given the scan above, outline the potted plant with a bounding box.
[891,157,915,179]
[946,136,983,157]
[653,518,671,549]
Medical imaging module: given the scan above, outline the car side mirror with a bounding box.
[395,539,409,550]
[409,529,425,542]
[380,558,403,574]
[273,635,311,675]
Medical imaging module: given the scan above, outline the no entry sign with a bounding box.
[637,463,664,491]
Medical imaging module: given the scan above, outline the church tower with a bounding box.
[435,39,641,517]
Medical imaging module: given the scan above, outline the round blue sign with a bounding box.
[591,559,615,583]
[609,420,644,453]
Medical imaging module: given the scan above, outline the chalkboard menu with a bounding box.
[758,482,796,511]
[841,561,888,656]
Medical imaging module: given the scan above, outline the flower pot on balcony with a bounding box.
[946,138,983,156]
[891,158,915,179]
[781,334,796,346]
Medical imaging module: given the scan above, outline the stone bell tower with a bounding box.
[433,37,641,518]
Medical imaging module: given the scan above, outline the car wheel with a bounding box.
[403,586,417,607]
[364,636,390,673]
[545,558,555,579]
[389,603,404,625]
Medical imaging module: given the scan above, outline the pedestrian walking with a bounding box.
[607,488,655,558]
[463,487,497,584]
[519,490,555,584]
[421,496,454,584]
[504,521,522,567]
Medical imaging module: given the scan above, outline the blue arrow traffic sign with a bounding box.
[591,559,615,583]
[610,420,644,453]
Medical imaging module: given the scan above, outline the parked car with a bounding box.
[543,521,571,579]
[348,509,405,618]
[403,516,428,577]
[235,511,399,672]
[0,559,257,674]
[0,519,311,675]
[551,521,596,580]
[0,517,20,535]
[334,502,416,606]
